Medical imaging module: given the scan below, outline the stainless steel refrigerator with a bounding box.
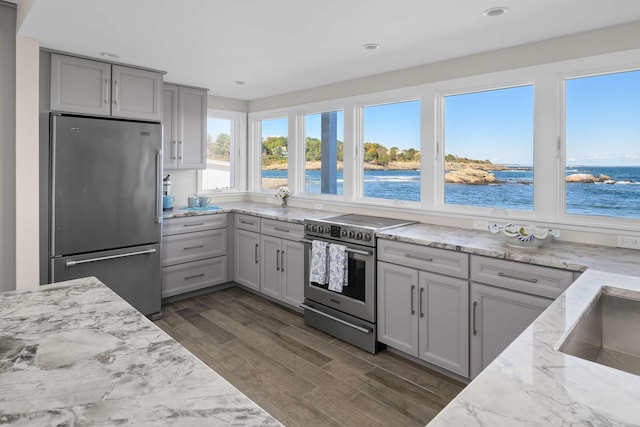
[49,114,162,316]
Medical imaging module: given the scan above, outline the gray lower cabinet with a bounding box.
[163,83,208,170]
[469,282,551,378]
[162,214,227,298]
[469,255,574,378]
[233,214,261,291]
[50,53,162,121]
[377,240,470,377]
[260,235,305,307]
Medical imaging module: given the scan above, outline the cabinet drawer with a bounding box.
[235,213,261,233]
[162,229,226,267]
[470,256,574,299]
[162,256,227,298]
[261,218,304,240]
[377,239,469,279]
[163,213,227,236]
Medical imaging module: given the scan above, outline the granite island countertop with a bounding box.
[427,269,640,426]
[0,277,281,426]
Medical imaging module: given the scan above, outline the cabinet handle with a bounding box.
[255,243,259,264]
[281,250,285,272]
[498,271,538,283]
[274,227,290,233]
[239,219,255,225]
[404,253,433,262]
[171,141,177,160]
[183,223,204,227]
[103,78,109,104]
[178,140,183,160]
[183,244,205,250]
[420,287,424,318]
[184,273,205,280]
[410,285,415,315]
[472,301,478,336]
[276,249,280,271]
[113,79,119,105]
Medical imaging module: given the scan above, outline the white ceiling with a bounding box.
[16,0,640,100]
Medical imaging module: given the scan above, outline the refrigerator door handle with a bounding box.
[65,248,157,267]
[155,149,162,223]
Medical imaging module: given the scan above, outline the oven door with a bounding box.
[302,237,376,323]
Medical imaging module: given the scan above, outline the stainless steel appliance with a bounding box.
[301,214,415,353]
[49,114,162,316]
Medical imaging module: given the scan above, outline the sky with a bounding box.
[212,69,640,166]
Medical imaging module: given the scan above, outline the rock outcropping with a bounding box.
[566,173,612,183]
[445,167,499,184]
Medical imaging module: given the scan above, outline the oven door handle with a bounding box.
[300,303,373,334]
[299,239,371,256]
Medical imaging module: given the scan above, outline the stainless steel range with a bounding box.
[300,214,415,353]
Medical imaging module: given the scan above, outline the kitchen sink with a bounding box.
[558,286,640,376]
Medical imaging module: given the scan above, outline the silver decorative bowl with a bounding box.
[490,224,559,249]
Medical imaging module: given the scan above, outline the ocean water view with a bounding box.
[262,166,640,218]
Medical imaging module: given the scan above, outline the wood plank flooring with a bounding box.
[154,286,465,427]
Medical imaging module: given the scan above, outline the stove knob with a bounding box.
[364,233,372,241]
[349,231,355,238]
[311,225,317,232]
[341,230,347,237]
[320,226,326,233]
[356,232,363,240]
[305,224,311,231]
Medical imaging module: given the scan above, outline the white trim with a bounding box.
[197,108,246,194]
[244,48,640,234]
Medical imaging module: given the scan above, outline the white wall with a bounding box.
[15,34,39,290]
[248,20,640,112]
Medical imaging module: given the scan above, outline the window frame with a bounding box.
[197,108,247,194]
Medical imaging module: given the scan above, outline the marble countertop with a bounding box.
[378,223,640,276]
[163,202,336,224]
[428,269,640,426]
[0,277,281,426]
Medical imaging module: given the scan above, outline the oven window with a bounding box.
[311,255,366,302]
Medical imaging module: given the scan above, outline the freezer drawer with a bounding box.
[51,243,161,316]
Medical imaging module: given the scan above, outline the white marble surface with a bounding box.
[163,202,336,224]
[0,277,281,426]
[428,269,640,426]
[378,223,640,276]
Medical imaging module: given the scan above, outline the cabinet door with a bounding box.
[418,272,469,377]
[111,65,162,121]
[50,54,111,116]
[470,282,552,378]
[178,86,207,169]
[282,239,304,307]
[261,235,282,300]
[162,84,179,169]
[234,229,260,291]
[377,261,419,356]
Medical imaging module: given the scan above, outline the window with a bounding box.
[261,117,288,190]
[362,100,421,201]
[443,85,534,210]
[201,117,232,190]
[565,69,640,219]
[304,110,344,195]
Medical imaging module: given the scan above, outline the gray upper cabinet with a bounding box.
[111,65,162,121]
[50,53,162,121]
[50,54,111,116]
[163,83,208,170]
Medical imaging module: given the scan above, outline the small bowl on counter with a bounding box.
[490,223,560,249]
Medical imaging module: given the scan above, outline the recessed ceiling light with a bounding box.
[99,52,119,59]
[362,43,381,50]
[483,6,508,17]
[232,80,245,85]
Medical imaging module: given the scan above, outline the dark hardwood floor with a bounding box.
[154,286,465,427]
